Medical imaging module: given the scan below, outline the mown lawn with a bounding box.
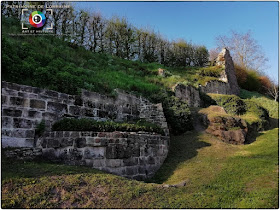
[2,128,278,208]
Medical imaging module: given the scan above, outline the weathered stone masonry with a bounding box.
[1,81,169,180]
[38,131,169,180]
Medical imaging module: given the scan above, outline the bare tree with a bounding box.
[209,48,220,62]
[265,82,279,101]
[215,30,268,72]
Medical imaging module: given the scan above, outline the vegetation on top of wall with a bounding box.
[197,66,224,78]
[52,118,165,135]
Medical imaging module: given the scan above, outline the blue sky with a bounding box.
[75,1,278,82]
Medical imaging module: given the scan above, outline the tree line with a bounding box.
[1,1,209,67]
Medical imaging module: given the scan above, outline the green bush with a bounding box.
[210,94,246,115]
[52,118,165,135]
[240,70,261,92]
[162,96,193,135]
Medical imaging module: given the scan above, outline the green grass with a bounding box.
[2,128,278,208]
[240,89,279,119]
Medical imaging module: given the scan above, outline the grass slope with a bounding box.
[2,128,278,208]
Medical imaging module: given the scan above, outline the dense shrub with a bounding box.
[52,118,164,135]
[244,70,262,91]
[234,64,262,92]
[235,64,248,87]
[209,94,246,115]
[258,76,272,94]
[162,96,193,135]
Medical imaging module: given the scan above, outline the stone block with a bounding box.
[55,131,64,138]
[2,88,17,96]
[1,137,33,148]
[80,131,92,137]
[44,90,59,98]
[138,166,147,174]
[69,106,82,116]
[20,85,33,92]
[98,132,106,137]
[106,159,123,168]
[63,131,70,137]
[147,156,156,164]
[48,139,60,148]
[13,118,33,129]
[70,132,80,138]
[12,129,26,138]
[75,138,86,148]
[59,93,69,100]
[2,108,22,117]
[84,100,95,108]
[10,97,28,107]
[126,167,137,176]
[32,87,43,94]
[1,95,7,105]
[5,82,21,91]
[2,129,12,137]
[18,92,29,98]
[83,108,94,117]
[30,99,46,109]
[106,145,117,159]
[60,138,74,147]
[85,137,95,146]
[85,159,93,167]
[74,96,83,106]
[28,110,42,118]
[123,157,138,166]
[26,130,35,138]
[92,159,106,168]
[47,102,67,113]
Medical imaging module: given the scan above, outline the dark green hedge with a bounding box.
[52,118,165,135]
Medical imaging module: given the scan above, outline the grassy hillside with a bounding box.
[1,16,279,208]
[2,128,278,208]
[2,17,223,100]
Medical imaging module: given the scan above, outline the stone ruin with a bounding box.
[198,106,248,145]
[1,81,169,180]
[174,48,240,107]
[211,48,240,95]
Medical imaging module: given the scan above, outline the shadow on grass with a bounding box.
[245,118,279,145]
[269,117,279,129]
[245,131,264,145]
[1,155,104,181]
[147,131,211,184]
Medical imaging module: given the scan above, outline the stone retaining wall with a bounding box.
[37,131,169,180]
[1,81,169,148]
